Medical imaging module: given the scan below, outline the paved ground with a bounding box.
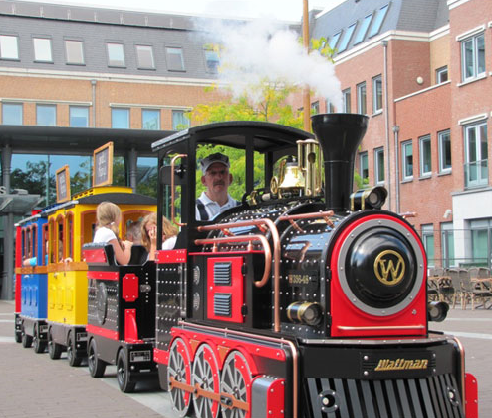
[1,299,490,417]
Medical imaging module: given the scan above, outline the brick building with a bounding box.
[309,0,492,268]
[0,0,491,269]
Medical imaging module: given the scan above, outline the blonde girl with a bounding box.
[141,213,178,260]
[93,201,132,265]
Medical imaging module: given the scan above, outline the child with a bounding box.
[140,213,178,260]
[93,201,132,265]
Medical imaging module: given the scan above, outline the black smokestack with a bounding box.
[311,113,369,212]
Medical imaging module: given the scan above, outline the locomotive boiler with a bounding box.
[151,114,477,418]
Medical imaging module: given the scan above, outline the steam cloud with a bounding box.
[198,18,343,109]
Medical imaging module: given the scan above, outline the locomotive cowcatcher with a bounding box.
[151,113,477,418]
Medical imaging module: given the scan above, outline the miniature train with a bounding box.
[14,114,478,418]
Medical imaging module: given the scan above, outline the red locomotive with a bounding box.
[143,113,479,418]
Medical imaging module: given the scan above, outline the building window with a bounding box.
[112,108,129,128]
[33,38,53,62]
[172,110,190,130]
[142,109,160,130]
[329,32,342,50]
[461,33,485,82]
[369,4,389,38]
[470,219,491,266]
[438,129,451,173]
[135,45,155,69]
[311,101,320,115]
[359,151,369,186]
[372,75,382,113]
[354,14,373,44]
[2,103,23,125]
[107,42,125,67]
[0,35,19,60]
[166,47,185,71]
[402,140,413,180]
[69,106,89,127]
[441,222,455,268]
[419,134,431,177]
[421,224,435,267]
[204,49,220,73]
[36,104,56,126]
[65,40,84,65]
[337,23,357,53]
[436,66,448,84]
[464,122,488,188]
[357,82,366,115]
[325,100,335,113]
[342,88,351,113]
[374,147,384,184]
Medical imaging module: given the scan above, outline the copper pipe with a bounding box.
[452,336,466,405]
[195,234,272,288]
[170,154,187,227]
[178,321,299,418]
[278,210,334,222]
[198,218,281,332]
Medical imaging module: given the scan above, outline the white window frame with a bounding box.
[359,151,369,185]
[107,42,125,67]
[342,88,351,113]
[2,102,23,125]
[33,37,53,62]
[337,24,356,53]
[165,46,185,71]
[372,75,382,114]
[141,109,160,130]
[464,121,488,188]
[65,40,85,65]
[172,110,190,130]
[402,140,413,181]
[374,147,384,184]
[369,4,389,38]
[112,108,130,129]
[357,82,367,115]
[36,104,56,126]
[438,129,451,173]
[421,224,435,267]
[329,32,341,50]
[436,66,448,84]
[0,35,19,60]
[419,134,432,177]
[460,32,485,82]
[135,44,155,69]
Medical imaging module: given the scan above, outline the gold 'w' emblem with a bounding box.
[374,250,405,286]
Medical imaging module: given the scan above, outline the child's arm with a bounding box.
[109,238,132,265]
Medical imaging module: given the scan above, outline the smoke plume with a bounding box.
[198,18,343,109]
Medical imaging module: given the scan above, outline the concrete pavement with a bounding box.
[1,299,490,417]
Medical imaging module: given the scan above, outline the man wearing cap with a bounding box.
[196,152,240,220]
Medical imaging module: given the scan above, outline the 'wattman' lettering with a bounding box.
[374,358,429,371]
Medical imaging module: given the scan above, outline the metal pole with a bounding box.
[1,145,13,299]
[128,147,137,193]
[382,41,391,210]
[393,125,400,213]
[303,0,311,131]
[91,79,97,127]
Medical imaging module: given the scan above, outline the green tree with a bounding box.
[11,161,55,205]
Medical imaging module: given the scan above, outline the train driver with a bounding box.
[196,152,240,221]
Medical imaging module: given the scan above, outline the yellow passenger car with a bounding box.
[46,186,156,366]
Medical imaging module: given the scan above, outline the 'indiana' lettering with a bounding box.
[374,358,429,371]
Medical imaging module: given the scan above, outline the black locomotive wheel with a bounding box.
[117,350,136,393]
[88,339,106,378]
[167,338,192,417]
[67,334,82,367]
[21,328,32,348]
[220,351,252,418]
[33,328,46,354]
[48,329,62,360]
[191,344,220,418]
